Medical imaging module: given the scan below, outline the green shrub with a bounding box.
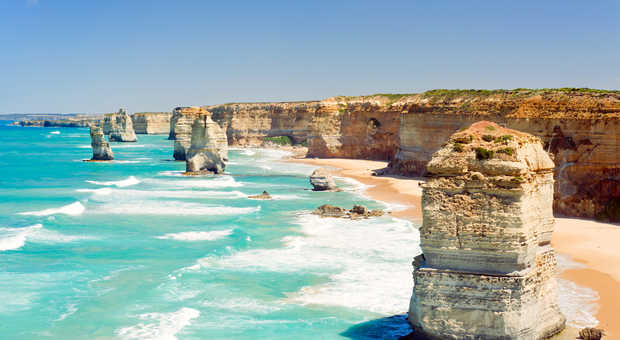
[482,134,494,142]
[264,136,292,145]
[494,134,513,144]
[453,134,473,144]
[453,143,464,152]
[497,147,515,156]
[475,147,494,160]
[510,176,525,183]
[485,125,496,131]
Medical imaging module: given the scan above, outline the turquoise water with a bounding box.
[0,123,421,340]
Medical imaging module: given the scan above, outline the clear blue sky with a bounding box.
[1,0,618,113]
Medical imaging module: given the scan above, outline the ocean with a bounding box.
[0,123,421,339]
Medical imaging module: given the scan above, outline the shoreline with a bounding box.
[288,157,619,338]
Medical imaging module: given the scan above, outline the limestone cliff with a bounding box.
[208,101,320,146]
[185,111,228,174]
[386,89,620,220]
[104,108,137,142]
[409,121,565,340]
[307,96,401,160]
[89,125,113,161]
[131,112,172,134]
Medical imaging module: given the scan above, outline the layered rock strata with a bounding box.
[208,102,320,146]
[170,107,203,160]
[386,90,620,220]
[89,125,114,161]
[184,110,228,174]
[131,112,172,134]
[408,121,565,340]
[104,108,137,142]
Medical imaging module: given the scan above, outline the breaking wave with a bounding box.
[86,176,141,188]
[18,201,85,217]
[156,229,233,241]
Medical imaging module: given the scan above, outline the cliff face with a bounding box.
[307,97,401,160]
[185,112,228,174]
[104,109,137,142]
[387,90,620,219]
[409,121,565,340]
[89,125,114,161]
[172,107,224,161]
[208,102,320,146]
[131,112,172,134]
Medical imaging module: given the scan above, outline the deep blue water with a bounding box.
[0,122,421,340]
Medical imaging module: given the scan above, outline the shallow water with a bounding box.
[0,123,597,339]
[0,123,421,339]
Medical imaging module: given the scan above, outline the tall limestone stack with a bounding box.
[89,125,114,161]
[185,110,228,174]
[408,121,565,340]
[170,107,204,160]
[104,108,138,142]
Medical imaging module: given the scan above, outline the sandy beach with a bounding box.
[291,157,619,338]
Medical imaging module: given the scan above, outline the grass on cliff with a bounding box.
[422,88,620,100]
[264,136,292,145]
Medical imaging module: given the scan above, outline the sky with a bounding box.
[0,0,618,113]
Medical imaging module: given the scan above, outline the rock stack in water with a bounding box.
[89,125,114,161]
[408,121,565,340]
[184,109,228,175]
[170,107,204,160]
[104,108,137,142]
[309,168,338,191]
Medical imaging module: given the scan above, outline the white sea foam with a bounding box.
[86,176,141,187]
[77,188,247,200]
[92,201,259,216]
[157,171,184,177]
[117,307,200,340]
[202,297,282,314]
[50,131,61,135]
[55,303,78,322]
[241,150,256,156]
[0,224,90,251]
[110,144,145,148]
[18,201,85,217]
[150,176,243,189]
[556,254,601,328]
[156,229,233,241]
[202,215,421,315]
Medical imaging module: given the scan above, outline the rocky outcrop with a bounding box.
[408,121,565,340]
[104,108,137,142]
[131,112,172,134]
[312,204,384,219]
[248,191,272,200]
[184,110,228,175]
[88,125,113,161]
[386,89,620,220]
[208,102,320,146]
[309,169,338,191]
[170,107,203,160]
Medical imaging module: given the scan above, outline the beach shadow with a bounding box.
[340,314,413,340]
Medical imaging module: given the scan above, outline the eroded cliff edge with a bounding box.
[386,89,620,220]
[131,112,172,134]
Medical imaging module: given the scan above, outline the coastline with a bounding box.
[288,157,619,338]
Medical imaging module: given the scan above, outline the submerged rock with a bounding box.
[309,168,338,191]
[313,204,347,218]
[312,204,384,219]
[88,125,114,161]
[408,121,565,340]
[104,108,137,142]
[184,110,228,175]
[248,191,272,200]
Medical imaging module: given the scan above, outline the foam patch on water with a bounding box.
[110,144,146,148]
[241,150,256,156]
[203,215,421,315]
[158,171,184,177]
[117,307,200,340]
[92,201,259,216]
[77,188,247,200]
[50,131,61,135]
[0,224,90,251]
[156,229,233,241]
[18,201,85,217]
[86,176,141,188]
[55,303,78,322]
[149,176,243,189]
[202,297,282,314]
